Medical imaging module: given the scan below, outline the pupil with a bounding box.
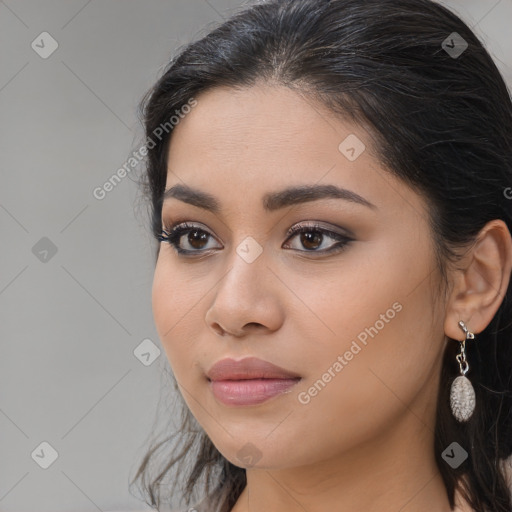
[301,231,322,250]
[189,230,208,249]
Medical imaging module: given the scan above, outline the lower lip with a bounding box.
[209,378,300,406]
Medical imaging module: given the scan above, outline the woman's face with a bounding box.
[152,83,448,470]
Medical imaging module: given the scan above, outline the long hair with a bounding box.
[130,1,512,511]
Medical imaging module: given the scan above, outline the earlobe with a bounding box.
[444,219,512,339]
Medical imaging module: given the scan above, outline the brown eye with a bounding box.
[283,223,353,255]
[158,222,221,255]
[186,229,209,250]
[299,231,323,250]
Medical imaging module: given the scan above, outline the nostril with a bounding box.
[246,322,263,329]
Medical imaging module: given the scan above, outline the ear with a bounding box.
[444,219,512,340]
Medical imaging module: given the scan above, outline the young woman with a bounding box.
[130,1,512,511]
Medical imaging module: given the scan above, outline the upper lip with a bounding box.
[206,357,301,381]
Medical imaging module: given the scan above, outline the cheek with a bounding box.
[151,257,198,376]
[290,250,404,361]
[152,257,174,340]
[296,244,442,409]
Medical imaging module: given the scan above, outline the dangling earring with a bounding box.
[450,320,476,422]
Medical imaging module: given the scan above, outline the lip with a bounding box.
[206,357,301,406]
[207,357,301,381]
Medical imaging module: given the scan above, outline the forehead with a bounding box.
[168,84,366,164]
[163,83,426,223]
[167,84,372,186]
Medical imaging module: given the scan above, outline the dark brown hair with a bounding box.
[130,1,512,511]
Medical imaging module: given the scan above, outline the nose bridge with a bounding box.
[205,235,283,335]
[222,233,269,299]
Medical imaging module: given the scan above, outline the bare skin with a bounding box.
[151,83,512,512]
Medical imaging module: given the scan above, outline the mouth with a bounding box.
[206,357,302,406]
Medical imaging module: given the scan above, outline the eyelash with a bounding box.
[157,221,353,257]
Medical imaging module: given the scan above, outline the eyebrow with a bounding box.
[162,183,377,212]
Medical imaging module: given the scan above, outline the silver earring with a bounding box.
[450,321,476,422]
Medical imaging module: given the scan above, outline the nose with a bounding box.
[204,246,285,338]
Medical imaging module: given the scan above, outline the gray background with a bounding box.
[1,1,511,511]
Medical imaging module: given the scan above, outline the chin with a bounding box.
[203,426,310,471]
